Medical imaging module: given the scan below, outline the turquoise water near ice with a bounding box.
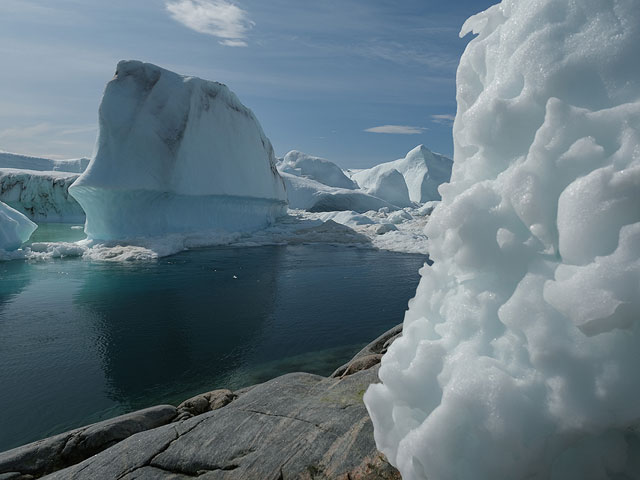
[0,224,427,452]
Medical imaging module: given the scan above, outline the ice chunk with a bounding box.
[0,169,84,223]
[356,168,412,208]
[0,200,36,251]
[365,1,640,479]
[0,151,89,173]
[280,171,395,213]
[278,150,357,189]
[353,145,452,203]
[70,60,287,241]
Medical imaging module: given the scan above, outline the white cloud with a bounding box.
[166,0,254,47]
[431,114,455,125]
[364,125,426,135]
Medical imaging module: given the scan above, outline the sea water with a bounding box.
[0,224,426,451]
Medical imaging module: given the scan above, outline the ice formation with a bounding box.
[365,1,640,479]
[0,200,36,251]
[356,168,412,208]
[0,151,89,173]
[0,169,84,223]
[278,150,357,189]
[280,171,395,213]
[70,60,287,241]
[353,145,452,203]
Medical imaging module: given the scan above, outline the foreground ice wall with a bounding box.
[71,61,287,241]
[0,201,36,251]
[365,1,640,479]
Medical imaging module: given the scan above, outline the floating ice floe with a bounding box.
[0,200,36,253]
[278,150,358,189]
[365,0,640,479]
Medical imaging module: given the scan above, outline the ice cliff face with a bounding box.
[70,60,287,241]
[0,200,36,251]
[0,169,84,223]
[365,1,640,479]
[0,151,89,173]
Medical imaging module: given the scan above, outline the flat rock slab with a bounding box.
[0,405,177,479]
[43,367,399,479]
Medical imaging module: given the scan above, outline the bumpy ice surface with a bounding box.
[365,1,640,479]
[278,150,357,189]
[70,60,287,241]
[353,145,452,203]
[0,200,36,251]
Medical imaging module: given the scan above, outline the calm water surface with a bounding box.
[0,224,427,451]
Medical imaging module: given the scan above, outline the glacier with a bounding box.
[352,144,452,203]
[0,200,36,251]
[69,60,287,241]
[364,1,640,479]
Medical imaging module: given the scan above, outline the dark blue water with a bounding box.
[0,225,427,452]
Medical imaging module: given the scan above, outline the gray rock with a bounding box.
[174,389,236,422]
[42,368,399,479]
[331,323,402,378]
[0,405,176,478]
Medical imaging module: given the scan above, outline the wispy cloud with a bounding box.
[165,0,254,47]
[431,114,455,125]
[364,125,426,135]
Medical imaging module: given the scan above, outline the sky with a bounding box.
[0,0,496,168]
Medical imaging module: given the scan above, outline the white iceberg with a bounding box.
[280,171,395,213]
[356,168,412,208]
[0,151,89,173]
[0,200,37,251]
[0,169,84,223]
[353,145,452,203]
[365,1,640,479]
[278,150,357,189]
[70,60,287,241]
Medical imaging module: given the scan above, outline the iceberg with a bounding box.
[365,1,640,480]
[278,150,357,189]
[0,151,89,173]
[0,169,84,223]
[352,145,452,203]
[70,60,287,241]
[280,171,395,213]
[0,200,36,251]
[356,168,412,208]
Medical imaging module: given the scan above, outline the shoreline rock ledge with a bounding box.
[0,325,403,480]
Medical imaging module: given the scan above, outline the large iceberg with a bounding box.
[352,145,452,203]
[0,169,84,223]
[365,1,640,479]
[70,60,287,241]
[0,200,36,251]
[278,150,357,190]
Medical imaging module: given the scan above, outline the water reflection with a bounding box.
[74,247,284,409]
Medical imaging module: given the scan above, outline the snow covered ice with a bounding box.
[70,60,287,241]
[278,150,357,190]
[365,1,640,479]
[0,200,36,252]
[352,145,452,204]
[0,151,89,173]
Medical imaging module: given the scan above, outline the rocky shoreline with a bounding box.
[0,325,403,480]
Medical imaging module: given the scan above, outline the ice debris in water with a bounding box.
[365,0,640,479]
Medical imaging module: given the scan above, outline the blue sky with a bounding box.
[0,0,496,168]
